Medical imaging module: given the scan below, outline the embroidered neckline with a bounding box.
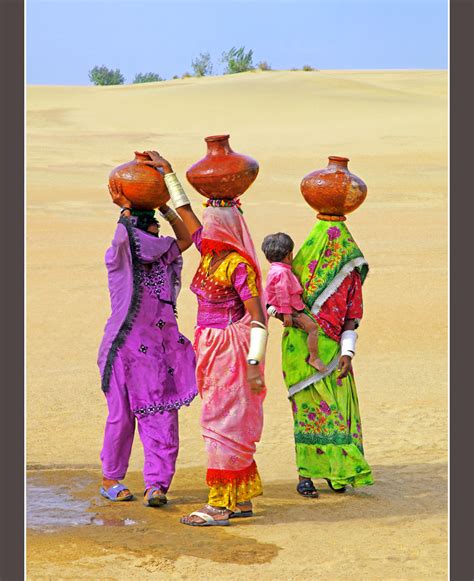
[138,262,166,299]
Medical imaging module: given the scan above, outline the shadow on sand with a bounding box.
[27,461,446,566]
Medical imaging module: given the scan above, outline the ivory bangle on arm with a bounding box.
[164,172,191,209]
[340,329,357,358]
[159,207,179,224]
[247,324,268,364]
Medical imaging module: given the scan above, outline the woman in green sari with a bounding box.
[276,220,374,497]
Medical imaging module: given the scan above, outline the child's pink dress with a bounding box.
[265,262,306,314]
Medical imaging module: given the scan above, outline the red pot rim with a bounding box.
[328,155,350,163]
[205,134,231,143]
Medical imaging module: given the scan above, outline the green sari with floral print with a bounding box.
[282,220,374,489]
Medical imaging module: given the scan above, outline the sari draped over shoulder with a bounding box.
[281,220,374,488]
[191,206,266,511]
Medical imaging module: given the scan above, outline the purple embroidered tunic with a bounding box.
[97,217,197,417]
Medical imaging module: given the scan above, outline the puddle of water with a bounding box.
[91,517,137,527]
[27,481,137,531]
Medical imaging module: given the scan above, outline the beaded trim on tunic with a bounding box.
[133,390,198,417]
[101,217,144,393]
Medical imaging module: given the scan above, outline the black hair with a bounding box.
[261,232,294,262]
[130,209,159,235]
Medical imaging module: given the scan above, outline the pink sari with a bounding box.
[191,204,266,510]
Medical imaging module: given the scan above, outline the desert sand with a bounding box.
[26,70,447,579]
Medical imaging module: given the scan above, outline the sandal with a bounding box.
[325,479,347,493]
[143,486,167,507]
[180,505,230,527]
[100,483,134,502]
[229,502,254,519]
[296,478,319,498]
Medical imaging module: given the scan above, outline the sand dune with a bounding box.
[27,70,447,579]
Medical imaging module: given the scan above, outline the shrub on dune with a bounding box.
[191,52,213,77]
[133,72,164,84]
[88,65,125,86]
[221,46,254,74]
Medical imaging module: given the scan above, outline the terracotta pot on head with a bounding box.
[186,134,259,199]
[109,151,170,210]
[300,156,367,221]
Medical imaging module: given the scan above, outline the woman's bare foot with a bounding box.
[102,477,132,499]
[180,504,231,525]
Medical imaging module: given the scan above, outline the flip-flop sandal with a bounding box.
[229,504,254,518]
[325,479,347,493]
[100,483,134,502]
[180,511,230,527]
[143,486,167,507]
[297,479,319,498]
[229,509,254,519]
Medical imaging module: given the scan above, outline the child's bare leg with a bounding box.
[293,313,327,372]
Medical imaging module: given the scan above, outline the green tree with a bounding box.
[221,46,254,74]
[88,65,125,86]
[191,52,213,77]
[133,72,164,83]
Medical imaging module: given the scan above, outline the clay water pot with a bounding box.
[300,156,367,221]
[109,152,170,210]
[186,134,259,199]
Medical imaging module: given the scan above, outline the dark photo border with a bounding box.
[0,0,471,578]
[450,0,474,579]
[0,0,25,579]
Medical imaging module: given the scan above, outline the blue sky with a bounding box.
[27,0,448,85]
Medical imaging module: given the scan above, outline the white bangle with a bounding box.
[160,207,179,224]
[247,325,268,364]
[164,172,190,209]
[267,305,278,318]
[340,330,357,358]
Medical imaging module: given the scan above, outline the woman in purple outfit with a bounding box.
[97,179,198,507]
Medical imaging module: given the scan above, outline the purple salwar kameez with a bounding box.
[97,217,197,492]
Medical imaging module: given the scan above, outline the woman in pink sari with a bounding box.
[141,150,268,527]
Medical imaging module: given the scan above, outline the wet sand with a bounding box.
[27,70,447,579]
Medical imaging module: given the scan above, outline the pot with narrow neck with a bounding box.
[300,156,367,221]
[186,134,259,199]
[109,151,169,210]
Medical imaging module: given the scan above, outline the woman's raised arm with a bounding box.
[142,150,202,236]
[158,203,192,253]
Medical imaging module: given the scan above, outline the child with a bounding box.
[262,232,327,372]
